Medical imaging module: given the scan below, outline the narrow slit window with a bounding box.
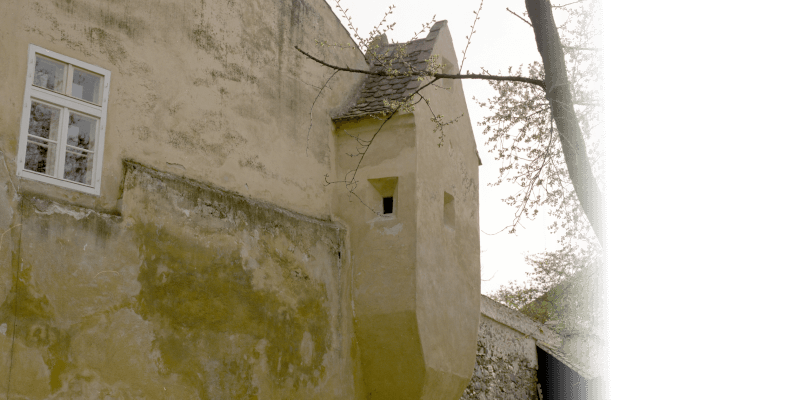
[383,197,394,215]
[368,177,398,217]
[443,191,455,228]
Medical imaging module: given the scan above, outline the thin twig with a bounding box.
[460,0,484,73]
[563,46,600,52]
[552,0,586,8]
[306,70,339,156]
[295,46,546,89]
[333,79,442,210]
[507,8,533,28]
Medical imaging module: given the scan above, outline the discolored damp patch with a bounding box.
[98,8,143,40]
[134,223,331,396]
[25,196,120,248]
[0,264,74,392]
[191,25,223,61]
[210,62,259,84]
[133,125,152,141]
[85,27,128,65]
[53,0,144,39]
[165,111,247,167]
[239,155,268,175]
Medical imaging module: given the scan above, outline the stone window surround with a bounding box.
[16,44,111,195]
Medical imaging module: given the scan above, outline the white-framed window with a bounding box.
[16,44,110,195]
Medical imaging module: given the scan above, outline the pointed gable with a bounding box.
[333,21,450,121]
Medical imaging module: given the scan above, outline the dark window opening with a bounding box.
[383,197,394,214]
[443,192,455,228]
[536,346,590,400]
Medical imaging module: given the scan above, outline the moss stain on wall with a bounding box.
[85,27,128,66]
[132,217,331,396]
[0,264,74,392]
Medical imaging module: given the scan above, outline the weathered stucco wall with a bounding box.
[333,114,423,399]
[0,1,373,397]
[461,315,539,400]
[0,161,360,398]
[0,1,485,398]
[413,22,481,400]
[0,0,366,220]
[460,296,564,400]
[330,22,482,400]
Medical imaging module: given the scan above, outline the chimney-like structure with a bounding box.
[365,33,390,64]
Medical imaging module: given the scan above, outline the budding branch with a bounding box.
[294,46,546,89]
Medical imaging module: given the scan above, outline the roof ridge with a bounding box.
[333,21,448,121]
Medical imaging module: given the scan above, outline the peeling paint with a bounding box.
[366,214,395,228]
[381,223,403,236]
[31,201,94,220]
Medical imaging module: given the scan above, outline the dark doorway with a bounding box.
[536,346,589,400]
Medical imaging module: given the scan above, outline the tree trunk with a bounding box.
[525,0,606,253]
[525,0,606,248]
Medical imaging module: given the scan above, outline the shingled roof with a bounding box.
[333,21,449,121]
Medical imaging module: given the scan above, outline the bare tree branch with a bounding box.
[573,101,600,106]
[460,0,484,73]
[507,8,533,28]
[552,0,586,8]
[306,70,339,156]
[563,46,600,52]
[526,0,605,248]
[345,77,442,184]
[294,46,546,89]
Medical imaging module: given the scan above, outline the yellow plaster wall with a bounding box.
[0,0,371,397]
[0,1,482,398]
[413,22,482,400]
[0,162,360,398]
[332,114,423,399]
[331,23,481,399]
[0,0,366,220]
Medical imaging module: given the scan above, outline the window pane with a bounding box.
[67,112,97,151]
[33,56,67,93]
[63,150,93,185]
[24,138,58,176]
[71,67,102,104]
[28,102,61,140]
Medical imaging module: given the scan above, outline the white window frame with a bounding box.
[16,44,111,195]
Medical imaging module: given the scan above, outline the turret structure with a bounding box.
[332,21,481,400]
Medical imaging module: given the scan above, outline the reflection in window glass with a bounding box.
[28,102,61,140]
[33,56,66,93]
[64,150,93,184]
[67,112,96,151]
[19,47,109,193]
[25,138,58,176]
[25,102,62,176]
[71,67,102,104]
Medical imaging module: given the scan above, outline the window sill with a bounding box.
[18,169,100,195]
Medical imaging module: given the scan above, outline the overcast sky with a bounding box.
[323,0,556,295]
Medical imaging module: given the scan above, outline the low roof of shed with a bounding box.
[536,341,598,380]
